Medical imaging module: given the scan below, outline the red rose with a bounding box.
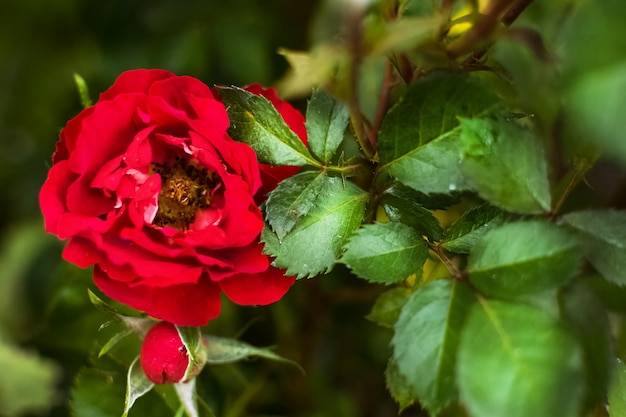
[39,69,301,326]
[140,321,190,384]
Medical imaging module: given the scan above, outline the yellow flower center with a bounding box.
[150,157,219,230]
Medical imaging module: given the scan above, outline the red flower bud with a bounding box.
[140,322,189,384]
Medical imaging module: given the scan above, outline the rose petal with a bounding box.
[94,266,221,326]
[219,266,295,306]
[100,69,176,101]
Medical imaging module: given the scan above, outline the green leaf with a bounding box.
[262,175,368,278]
[442,204,506,254]
[264,171,329,241]
[459,117,551,214]
[122,357,155,417]
[559,282,613,411]
[341,222,428,284]
[366,287,412,329]
[88,289,120,318]
[204,335,303,373]
[391,279,474,414]
[385,358,416,411]
[73,73,93,108]
[468,220,581,298]
[378,72,499,195]
[98,329,132,358]
[216,86,317,167]
[609,359,626,417]
[563,209,626,285]
[457,299,585,417]
[305,88,350,163]
[381,188,443,241]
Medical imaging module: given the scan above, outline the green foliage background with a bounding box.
[2,1,626,416]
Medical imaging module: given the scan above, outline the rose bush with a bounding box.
[39,69,305,326]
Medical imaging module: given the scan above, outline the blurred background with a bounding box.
[2,0,626,416]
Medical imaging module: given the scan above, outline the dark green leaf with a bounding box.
[262,176,368,278]
[609,359,626,417]
[216,86,317,167]
[468,220,581,298]
[341,222,428,284]
[366,287,412,328]
[378,72,499,195]
[459,117,551,214]
[457,299,585,417]
[306,88,349,163]
[391,279,474,414]
[381,192,443,241]
[563,209,626,285]
[442,204,506,253]
[204,335,303,373]
[559,282,613,411]
[265,171,329,241]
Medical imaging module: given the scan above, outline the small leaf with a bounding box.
[265,171,329,241]
[88,289,120,318]
[98,329,132,358]
[381,188,444,241]
[262,175,368,278]
[442,204,506,253]
[609,359,626,417]
[175,326,207,381]
[457,299,585,417]
[216,86,317,167]
[204,335,303,374]
[73,73,92,108]
[174,379,199,417]
[341,222,428,284]
[122,357,155,417]
[468,220,581,298]
[378,72,498,195]
[391,279,474,414]
[459,117,551,214]
[306,88,350,163]
[563,209,626,285]
[366,287,412,328]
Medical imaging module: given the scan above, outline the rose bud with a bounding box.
[140,322,190,384]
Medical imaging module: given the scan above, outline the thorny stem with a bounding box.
[550,159,594,218]
[369,60,396,153]
[346,5,375,160]
[430,243,465,281]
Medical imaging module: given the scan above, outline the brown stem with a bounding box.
[369,60,396,153]
[430,243,464,281]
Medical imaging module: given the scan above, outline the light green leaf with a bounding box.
[265,171,329,241]
[73,73,92,108]
[459,117,551,214]
[563,209,626,285]
[216,86,317,167]
[366,287,412,329]
[306,88,349,163]
[98,329,132,358]
[378,72,498,195]
[341,222,428,284]
[559,282,613,411]
[457,299,585,417]
[122,357,155,417]
[204,335,303,373]
[385,358,416,412]
[442,204,506,254]
[468,220,581,298]
[176,326,207,381]
[391,279,474,414]
[88,289,120,318]
[609,359,626,417]
[262,176,368,278]
[381,186,443,241]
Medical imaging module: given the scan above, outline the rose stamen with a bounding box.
[150,157,219,230]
